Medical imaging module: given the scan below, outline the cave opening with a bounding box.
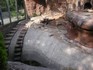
[39,0,46,7]
[34,0,47,7]
[84,2,92,9]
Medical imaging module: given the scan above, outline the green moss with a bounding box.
[0,32,7,70]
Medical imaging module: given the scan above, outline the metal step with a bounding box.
[14,48,22,52]
[15,45,22,48]
[17,38,23,41]
[16,41,23,44]
[19,33,25,36]
[4,37,12,40]
[6,34,14,37]
[19,35,24,38]
[9,31,16,33]
[6,33,14,36]
[18,37,23,40]
[12,27,17,30]
[5,41,10,45]
[14,52,21,56]
[13,26,28,62]
[20,31,26,34]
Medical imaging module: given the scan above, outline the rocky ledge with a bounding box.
[8,61,54,70]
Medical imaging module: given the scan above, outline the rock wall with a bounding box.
[24,0,45,16]
[24,0,67,17]
[67,0,93,11]
[24,0,93,17]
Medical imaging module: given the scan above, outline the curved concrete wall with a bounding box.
[22,26,93,70]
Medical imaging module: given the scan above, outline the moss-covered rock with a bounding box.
[0,32,7,70]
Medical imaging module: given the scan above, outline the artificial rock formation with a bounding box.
[23,0,93,48]
[24,0,67,17]
[67,11,93,31]
[66,11,93,48]
[24,0,93,17]
[8,61,54,70]
[24,0,45,16]
[22,22,93,70]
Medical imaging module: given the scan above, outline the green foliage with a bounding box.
[19,11,25,16]
[11,10,25,17]
[9,0,15,10]
[0,32,7,70]
[11,11,16,17]
[0,0,24,12]
[0,0,7,11]
[0,0,6,6]
[17,0,24,9]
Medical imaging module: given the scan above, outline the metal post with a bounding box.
[6,0,12,23]
[0,7,4,26]
[15,0,19,20]
[23,0,28,19]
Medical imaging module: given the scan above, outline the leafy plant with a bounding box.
[0,0,24,12]
[0,32,7,70]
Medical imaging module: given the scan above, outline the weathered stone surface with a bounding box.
[24,0,67,17]
[8,61,54,70]
[22,23,93,70]
[24,0,45,16]
[67,11,93,31]
[24,0,93,17]
[66,11,93,48]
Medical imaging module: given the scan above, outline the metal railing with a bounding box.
[0,0,27,27]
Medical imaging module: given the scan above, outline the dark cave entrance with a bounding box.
[84,2,92,9]
[34,0,47,7]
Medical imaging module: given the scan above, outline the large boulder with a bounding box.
[66,11,93,48]
[22,25,93,70]
[66,11,93,31]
